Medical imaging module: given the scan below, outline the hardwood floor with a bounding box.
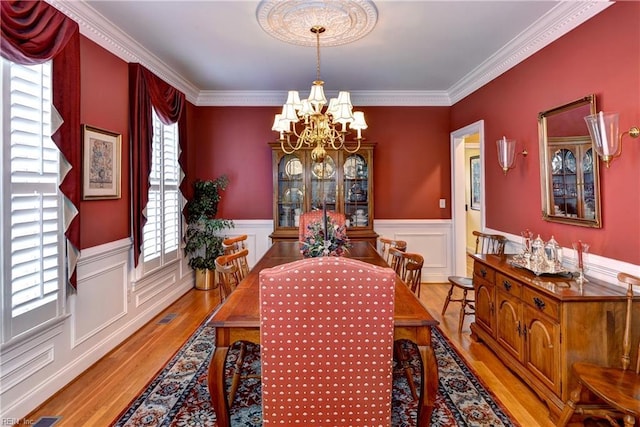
[25,283,556,427]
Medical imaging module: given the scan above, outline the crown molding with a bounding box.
[46,0,201,103]
[196,90,451,107]
[447,1,613,104]
[47,0,611,107]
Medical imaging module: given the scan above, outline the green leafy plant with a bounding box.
[184,176,233,270]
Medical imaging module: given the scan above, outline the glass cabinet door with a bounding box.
[277,153,305,228]
[342,153,369,228]
[582,148,596,219]
[550,148,578,217]
[309,153,338,212]
[548,144,597,220]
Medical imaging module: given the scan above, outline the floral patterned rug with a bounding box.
[112,316,518,427]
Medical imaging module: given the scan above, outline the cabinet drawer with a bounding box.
[522,287,560,321]
[474,262,495,283]
[495,273,522,298]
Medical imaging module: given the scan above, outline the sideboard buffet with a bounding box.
[469,254,639,421]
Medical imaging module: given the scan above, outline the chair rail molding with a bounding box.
[489,229,640,287]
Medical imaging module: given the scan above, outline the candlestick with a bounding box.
[572,240,589,284]
[577,240,583,269]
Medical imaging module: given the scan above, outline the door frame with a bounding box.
[450,120,485,276]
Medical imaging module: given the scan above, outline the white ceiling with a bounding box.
[49,1,611,106]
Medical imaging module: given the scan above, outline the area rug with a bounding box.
[112,316,518,427]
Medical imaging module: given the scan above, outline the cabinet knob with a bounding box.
[480,268,487,278]
[533,297,546,310]
[503,280,512,291]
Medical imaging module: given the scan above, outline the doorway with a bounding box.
[450,120,485,277]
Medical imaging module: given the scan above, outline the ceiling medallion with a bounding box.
[256,0,378,47]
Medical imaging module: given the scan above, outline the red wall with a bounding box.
[188,107,276,220]
[79,37,130,249]
[77,2,638,265]
[190,106,451,220]
[451,2,640,264]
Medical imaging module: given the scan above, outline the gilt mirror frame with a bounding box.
[538,94,601,228]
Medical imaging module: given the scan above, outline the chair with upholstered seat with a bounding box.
[214,248,249,301]
[557,272,640,427]
[379,237,407,266]
[298,210,346,242]
[443,230,506,333]
[259,256,397,425]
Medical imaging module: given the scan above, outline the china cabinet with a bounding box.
[470,254,639,421]
[269,142,377,245]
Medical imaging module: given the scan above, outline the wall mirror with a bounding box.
[538,94,601,228]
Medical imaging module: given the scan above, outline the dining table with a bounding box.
[207,240,439,427]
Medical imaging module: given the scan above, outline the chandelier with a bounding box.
[271,26,367,163]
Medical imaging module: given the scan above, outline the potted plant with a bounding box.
[184,176,233,290]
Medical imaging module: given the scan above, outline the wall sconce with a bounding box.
[496,136,528,175]
[584,111,639,168]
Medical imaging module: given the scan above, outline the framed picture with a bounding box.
[470,155,481,210]
[82,125,122,200]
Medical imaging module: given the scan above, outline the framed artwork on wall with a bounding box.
[470,155,481,210]
[82,125,122,200]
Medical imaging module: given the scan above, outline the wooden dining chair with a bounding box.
[259,256,397,425]
[214,248,249,301]
[379,237,407,266]
[388,247,407,277]
[222,234,247,254]
[402,252,424,297]
[298,210,346,242]
[442,230,507,333]
[557,272,640,427]
[393,251,424,402]
[221,235,250,280]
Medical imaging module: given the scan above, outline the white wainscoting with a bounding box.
[223,220,275,269]
[234,219,455,282]
[374,219,454,283]
[4,218,634,420]
[0,237,193,420]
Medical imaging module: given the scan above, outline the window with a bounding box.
[140,109,180,272]
[1,58,65,343]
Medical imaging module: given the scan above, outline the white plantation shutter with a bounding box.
[141,110,180,272]
[2,59,65,341]
[163,124,180,255]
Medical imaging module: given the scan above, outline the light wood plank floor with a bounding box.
[24,283,555,427]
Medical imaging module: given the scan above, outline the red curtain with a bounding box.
[1,0,81,289]
[129,63,186,266]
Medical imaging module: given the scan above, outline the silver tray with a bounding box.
[509,255,572,277]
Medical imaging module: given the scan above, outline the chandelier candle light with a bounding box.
[271,26,367,163]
